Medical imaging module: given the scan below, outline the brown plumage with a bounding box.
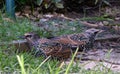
[24,32,72,59]
[48,28,102,51]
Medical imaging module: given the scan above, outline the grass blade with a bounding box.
[65,47,79,74]
[17,55,26,74]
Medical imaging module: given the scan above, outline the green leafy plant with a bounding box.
[36,0,63,9]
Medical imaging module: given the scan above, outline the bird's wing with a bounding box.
[69,33,89,45]
[49,33,89,45]
[37,39,72,59]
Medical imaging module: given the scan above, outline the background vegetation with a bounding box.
[0,0,113,13]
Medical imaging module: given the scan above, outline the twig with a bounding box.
[80,21,98,28]
[95,35,120,42]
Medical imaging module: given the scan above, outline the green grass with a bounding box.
[0,12,119,74]
[0,18,43,42]
[81,16,113,21]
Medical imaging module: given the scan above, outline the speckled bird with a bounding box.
[24,32,72,59]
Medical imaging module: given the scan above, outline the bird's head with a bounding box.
[24,32,40,40]
[85,28,104,37]
[20,32,40,40]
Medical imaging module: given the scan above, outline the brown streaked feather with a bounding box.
[48,28,101,51]
[36,40,72,59]
[42,42,72,59]
[49,33,89,47]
